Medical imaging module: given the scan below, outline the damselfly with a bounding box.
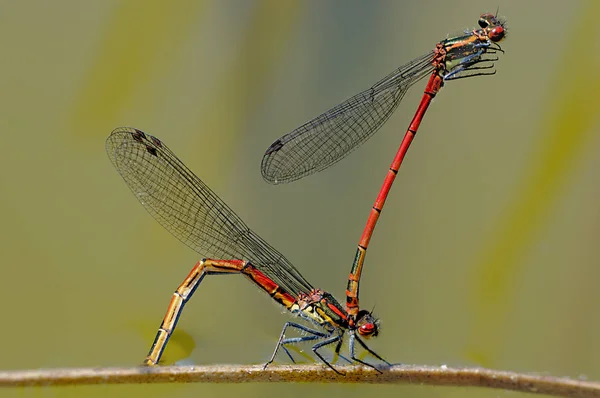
[107,127,389,374]
[261,14,506,318]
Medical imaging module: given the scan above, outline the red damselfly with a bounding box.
[261,14,506,319]
[107,127,389,374]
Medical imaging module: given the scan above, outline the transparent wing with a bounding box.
[261,51,434,184]
[107,127,314,296]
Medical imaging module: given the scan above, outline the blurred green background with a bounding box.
[1,0,599,397]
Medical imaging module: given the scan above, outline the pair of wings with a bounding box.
[107,13,505,302]
[108,35,504,297]
[106,55,434,297]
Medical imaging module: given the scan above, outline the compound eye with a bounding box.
[489,25,505,42]
[358,322,377,337]
[478,13,493,28]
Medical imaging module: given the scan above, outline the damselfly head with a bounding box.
[356,309,380,338]
[478,13,506,43]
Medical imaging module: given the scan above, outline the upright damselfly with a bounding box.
[107,127,389,374]
[261,14,506,319]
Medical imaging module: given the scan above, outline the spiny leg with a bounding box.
[333,335,352,364]
[348,331,391,372]
[277,325,351,366]
[144,259,247,366]
[311,332,345,375]
[264,322,329,369]
[352,332,391,364]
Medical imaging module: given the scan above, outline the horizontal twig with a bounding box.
[0,364,597,397]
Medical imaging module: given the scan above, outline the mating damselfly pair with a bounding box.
[106,13,506,374]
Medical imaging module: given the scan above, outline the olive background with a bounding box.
[1,1,599,397]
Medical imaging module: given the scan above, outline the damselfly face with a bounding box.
[478,13,506,43]
[356,309,379,338]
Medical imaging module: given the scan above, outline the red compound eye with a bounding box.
[489,25,505,42]
[358,322,377,337]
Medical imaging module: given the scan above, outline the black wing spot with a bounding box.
[150,136,163,147]
[146,145,158,156]
[132,129,146,143]
[265,139,284,155]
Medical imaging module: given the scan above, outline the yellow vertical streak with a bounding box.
[71,0,208,133]
[467,0,600,365]
[192,0,303,172]
[71,1,206,364]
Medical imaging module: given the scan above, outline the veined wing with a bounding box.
[107,127,314,296]
[261,51,434,184]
